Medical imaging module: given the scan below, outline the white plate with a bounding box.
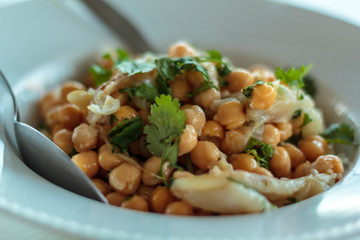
[0,1,360,239]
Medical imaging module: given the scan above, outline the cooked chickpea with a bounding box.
[60,81,85,102]
[40,92,60,117]
[53,128,74,154]
[46,103,83,129]
[251,68,276,83]
[311,155,344,176]
[293,161,311,178]
[252,167,274,177]
[186,70,204,89]
[230,153,257,172]
[269,146,291,178]
[71,151,99,178]
[92,178,112,195]
[168,42,195,58]
[190,141,220,170]
[169,77,191,102]
[213,101,245,130]
[106,192,128,206]
[110,92,129,105]
[178,124,198,156]
[199,120,224,147]
[274,122,292,141]
[250,83,276,110]
[150,186,176,213]
[165,201,194,216]
[298,135,328,162]
[113,106,138,125]
[182,105,206,135]
[194,88,221,109]
[142,156,173,186]
[221,126,251,154]
[137,185,154,202]
[225,69,255,93]
[262,124,281,147]
[281,143,306,169]
[72,123,98,152]
[121,195,149,212]
[98,144,124,171]
[109,162,142,195]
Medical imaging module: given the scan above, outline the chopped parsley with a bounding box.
[292,109,302,119]
[245,137,274,169]
[119,82,159,103]
[321,122,358,145]
[90,64,112,87]
[114,60,155,76]
[196,49,231,77]
[300,113,313,128]
[108,116,144,152]
[144,95,186,186]
[242,80,266,98]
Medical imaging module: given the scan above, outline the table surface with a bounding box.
[0,1,359,239]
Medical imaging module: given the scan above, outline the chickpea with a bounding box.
[229,153,257,172]
[46,103,83,129]
[291,114,303,135]
[250,83,276,110]
[137,185,154,202]
[224,69,255,93]
[190,141,220,170]
[281,143,306,169]
[109,162,142,195]
[298,135,328,162]
[112,106,138,126]
[71,151,99,178]
[72,123,98,152]
[92,178,112,195]
[252,167,274,177]
[165,201,194,216]
[60,81,85,102]
[221,126,251,154]
[142,156,173,186]
[106,192,128,206]
[168,42,195,58]
[40,92,60,117]
[150,186,176,213]
[274,122,292,141]
[311,155,344,176]
[98,144,124,171]
[194,88,221,109]
[53,128,74,154]
[110,92,129,105]
[262,124,281,147]
[269,146,291,178]
[169,77,191,102]
[178,124,198,156]
[251,69,276,83]
[199,120,224,147]
[213,101,245,130]
[182,105,206,135]
[121,195,149,212]
[293,161,311,178]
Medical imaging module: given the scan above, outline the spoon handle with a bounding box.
[0,71,20,122]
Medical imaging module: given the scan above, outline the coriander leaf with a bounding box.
[286,133,302,145]
[242,80,265,98]
[102,53,112,61]
[109,116,144,152]
[303,75,317,98]
[89,64,112,87]
[119,82,159,103]
[115,60,155,76]
[321,122,358,145]
[144,95,186,185]
[300,113,313,128]
[116,49,130,62]
[245,137,274,169]
[197,49,231,77]
[187,80,219,97]
[292,109,302,119]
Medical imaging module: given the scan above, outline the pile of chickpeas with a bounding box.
[39,42,344,216]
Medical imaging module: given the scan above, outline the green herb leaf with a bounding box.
[303,75,317,98]
[242,80,265,98]
[116,49,130,62]
[89,64,112,87]
[186,80,219,97]
[292,109,302,119]
[245,137,274,169]
[119,82,159,103]
[300,113,313,128]
[198,49,232,77]
[108,116,144,152]
[109,114,118,126]
[115,60,155,76]
[321,122,357,145]
[144,95,186,185]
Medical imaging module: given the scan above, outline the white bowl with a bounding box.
[0,1,359,239]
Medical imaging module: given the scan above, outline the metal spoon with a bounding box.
[0,71,107,203]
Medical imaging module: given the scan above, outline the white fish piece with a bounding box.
[170,174,275,214]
